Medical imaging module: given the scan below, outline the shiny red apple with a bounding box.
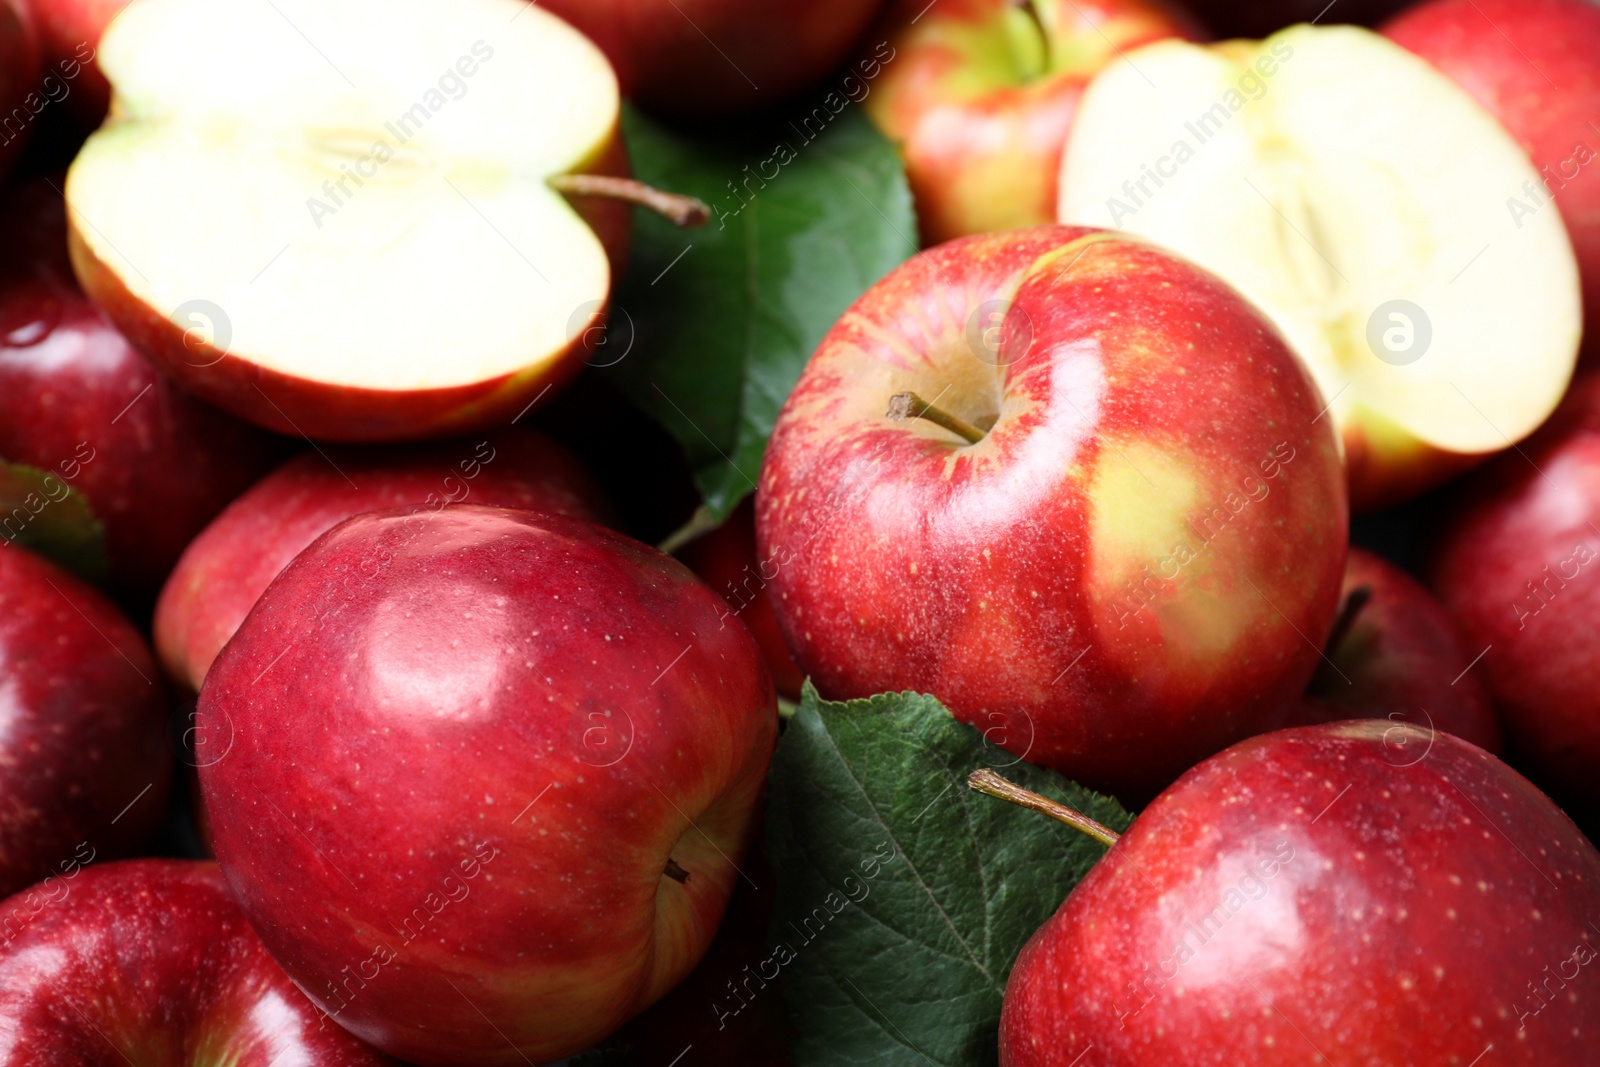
[0,178,286,595]
[0,859,397,1064]
[999,720,1600,1065]
[154,428,612,693]
[1286,546,1500,752]
[1386,0,1600,364]
[757,226,1347,802]
[0,0,40,181]
[200,505,777,1066]
[0,545,168,900]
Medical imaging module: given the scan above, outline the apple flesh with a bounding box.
[0,544,169,900]
[66,0,635,441]
[999,720,1600,1065]
[863,0,1201,245]
[540,0,883,117]
[757,226,1347,802]
[200,505,777,1066]
[1286,546,1500,753]
[1384,0,1600,366]
[1429,372,1600,815]
[154,428,612,693]
[1057,25,1583,509]
[0,859,397,1064]
[0,178,287,596]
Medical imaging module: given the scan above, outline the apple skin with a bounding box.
[864,0,1202,245]
[678,498,806,701]
[154,428,613,694]
[19,0,123,125]
[65,128,633,443]
[1285,547,1501,753]
[1428,372,1600,814]
[0,545,169,900]
[0,178,288,595]
[1385,0,1600,365]
[540,0,883,117]
[0,859,399,1065]
[757,226,1347,802]
[199,505,778,1066]
[999,720,1600,1066]
[0,0,40,181]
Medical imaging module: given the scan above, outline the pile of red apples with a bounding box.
[3,0,1600,1063]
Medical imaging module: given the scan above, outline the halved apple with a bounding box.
[1057,25,1582,509]
[66,0,634,441]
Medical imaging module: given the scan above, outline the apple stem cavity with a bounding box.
[547,174,711,228]
[663,858,691,884]
[887,391,987,445]
[1323,583,1375,659]
[967,769,1122,847]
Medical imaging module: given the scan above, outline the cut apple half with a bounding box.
[1057,24,1581,508]
[65,0,631,440]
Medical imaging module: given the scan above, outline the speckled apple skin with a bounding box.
[154,427,613,693]
[757,227,1347,802]
[0,547,169,900]
[1000,721,1600,1066]
[0,859,398,1065]
[199,505,777,1067]
[1288,547,1500,753]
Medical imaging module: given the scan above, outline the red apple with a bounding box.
[20,0,123,124]
[757,226,1347,802]
[1429,372,1600,813]
[0,178,287,596]
[0,545,169,900]
[678,498,805,701]
[997,720,1600,1065]
[0,0,40,181]
[863,0,1202,244]
[0,859,398,1063]
[199,505,778,1066]
[154,428,612,694]
[1385,0,1600,365]
[1286,546,1500,753]
[540,0,884,117]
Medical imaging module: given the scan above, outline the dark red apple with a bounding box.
[1430,372,1600,813]
[1386,0,1600,364]
[200,505,778,1066]
[1286,546,1500,752]
[0,178,287,595]
[540,0,885,116]
[154,429,612,693]
[678,498,805,701]
[0,544,168,900]
[20,0,122,124]
[0,0,40,181]
[997,720,1600,1065]
[0,859,397,1064]
[757,226,1347,801]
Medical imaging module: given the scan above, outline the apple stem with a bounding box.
[887,392,986,445]
[548,174,711,228]
[967,769,1122,847]
[1015,0,1051,67]
[1322,584,1374,658]
[664,858,691,884]
[657,504,719,556]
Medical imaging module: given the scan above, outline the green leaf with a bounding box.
[765,686,1133,1067]
[607,103,916,521]
[0,460,108,581]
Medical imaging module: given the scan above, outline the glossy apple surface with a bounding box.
[200,505,777,1066]
[0,0,40,180]
[864,0,1200,244]
[757,226,1347,801]
[678,498,805,701]
[1385,0,1600,365]
[154,428,612,693]
[1429,373,1600,813]
[0,859,397,1064]
[541,0,884,116]
[1287,546,1500,752]
[0,545,169,900]
[0,179,287,595]
[1000,720,1600,1065]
